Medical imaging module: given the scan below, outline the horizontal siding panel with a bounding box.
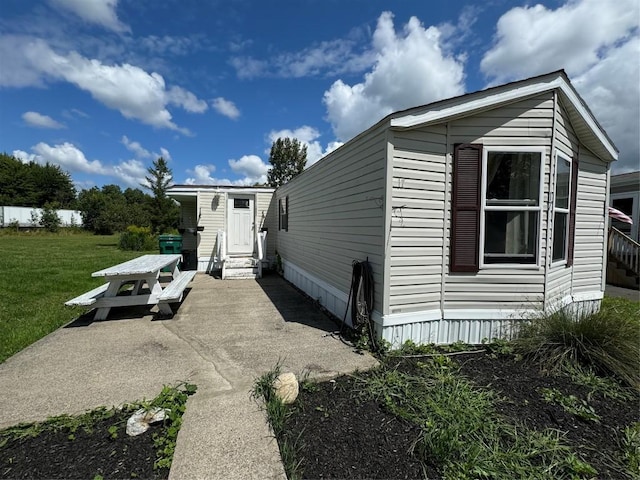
[392,247,443,257]
[392,178,446,192]
[446,274,543,284]
[392,284,441,295]
[390,236,444,248]
[390,274,442,286]
[393,167,446,182]
[449,126,553,138]
[445,291,544,302]
[390,292,441,305]
[392,187,446,201]
[391,256,443,267]
[446,283,544,294]
[390,265,443,277]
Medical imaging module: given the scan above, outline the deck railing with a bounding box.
[216,229,226,263]
[608,226,639,275]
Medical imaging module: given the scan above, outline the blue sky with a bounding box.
[0,0,638,191]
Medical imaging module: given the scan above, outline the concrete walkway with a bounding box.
[0,274,377,479]
[605,284,639,302]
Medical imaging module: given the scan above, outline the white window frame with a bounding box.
[551,151,572,266]
[479,146,545,269]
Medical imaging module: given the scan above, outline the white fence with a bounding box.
[0,206,83,227]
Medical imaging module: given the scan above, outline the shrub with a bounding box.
[514,302,640,388]
[40,203,61,233]
[118,225,157,251]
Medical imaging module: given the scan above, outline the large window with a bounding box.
[552,153,571,263]
[481,149,543,265]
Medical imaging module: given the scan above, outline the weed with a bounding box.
[440,340,471,353]
[620,422,640,477]
[564,364,635,401]
[356,356,597,479]
[514,302,640,388]
[252,365,304,480]
[108,425,118,440]
[482,337,515,356]
[539,387,601,422]
[149,382,197,470]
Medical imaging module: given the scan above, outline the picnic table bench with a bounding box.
[66,254,196,320]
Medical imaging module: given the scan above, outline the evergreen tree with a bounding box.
[143,157,179,234]
[266,138,307,187]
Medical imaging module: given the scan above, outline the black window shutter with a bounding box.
[285,196,289,232]
[450,143,482,273]
[566,157,579,267]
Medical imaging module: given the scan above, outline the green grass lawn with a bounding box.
[0,232,155,363]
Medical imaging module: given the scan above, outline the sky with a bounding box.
[0,0,638,192]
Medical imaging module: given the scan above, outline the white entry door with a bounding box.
[227,195,254,255]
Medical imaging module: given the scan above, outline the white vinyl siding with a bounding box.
[443,93,554,309]
[276,124,387,315]
[547,99,580,304]
[198,191,226,257]
[256,191,277,258]
[572,151,608,294]
[388,126,447,315]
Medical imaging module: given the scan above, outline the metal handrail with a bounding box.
[608,226,639,275]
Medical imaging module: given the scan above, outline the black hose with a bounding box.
[339,259,377,351]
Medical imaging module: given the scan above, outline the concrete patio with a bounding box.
[0,273,378,479]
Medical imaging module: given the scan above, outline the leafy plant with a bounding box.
[514,302,640,388]
[539,387,601,422]
[619,422,640,477]
[149,382,197,470]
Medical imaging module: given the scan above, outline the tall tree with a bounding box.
[266,138,307,187]
[143,157,179,234]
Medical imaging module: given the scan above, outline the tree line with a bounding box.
[1,136,309,234]
[0,153,178,235]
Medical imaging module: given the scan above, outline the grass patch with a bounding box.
[357,357,597,479]
[0,232,155,363]
[514,297,640,388]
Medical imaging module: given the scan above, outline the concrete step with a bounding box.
[223,267,258,279]
[225,257,257,268]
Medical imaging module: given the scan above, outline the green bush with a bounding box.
[514,301,640,388]
[40,203,61,233]
[118,225,157,251]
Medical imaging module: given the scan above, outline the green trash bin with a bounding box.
[159,235,183,271]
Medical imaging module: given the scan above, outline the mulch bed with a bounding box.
[280,351,639,480]
[0,409,168,480]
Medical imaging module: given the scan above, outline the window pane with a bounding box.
[555,157,570,209]
[552,212,567,262]
[486,152,541,206]
[234,198,249,209]
[484,211,538,264]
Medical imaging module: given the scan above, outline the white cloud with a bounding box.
[167,86,208,113]
[121,135,151,158]
[229,155,269,183]
[112,158,147,187]
[15,142,108,175]
[268,126,342,166]
[50,0,130,33]
[0,37,206,134]
[480,0,640,172]
[159,147,171,161]
[574,37,640,172]
[22,111,65,129]
[14,142,149,187]
[212,97,240,120]
[323,12,466,141]
[229,56,268,80]
[480,0,639,81]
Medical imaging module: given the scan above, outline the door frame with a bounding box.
[226,193,255,255]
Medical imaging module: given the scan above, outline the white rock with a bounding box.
[126,407,169,436]
[273,372,299,404]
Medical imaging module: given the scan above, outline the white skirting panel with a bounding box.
[381,318,515,348]
[283,259,351,323]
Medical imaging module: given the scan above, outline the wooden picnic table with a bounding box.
[66,254,196,320]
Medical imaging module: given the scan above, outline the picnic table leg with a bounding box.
[94,281,122,320]
[147,274,173,315]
